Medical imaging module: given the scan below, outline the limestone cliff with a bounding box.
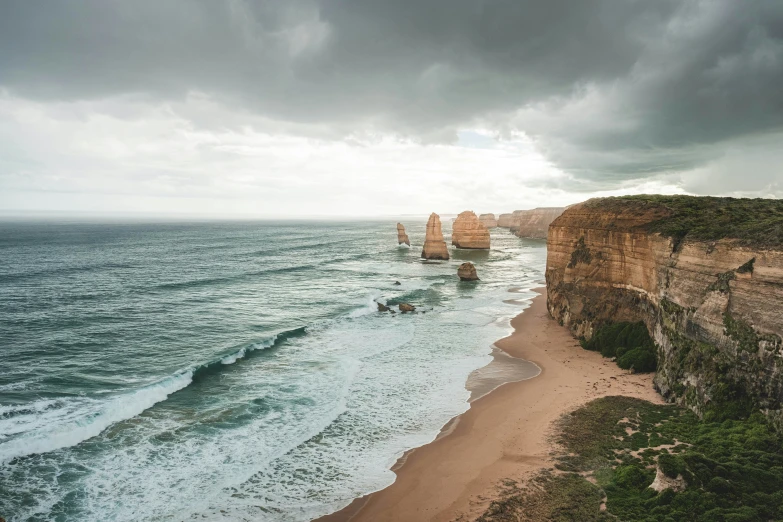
[422,213,450,260]
[452,211,490,249]
[546,196,783,427]
[396,223,410,246]
[509,207,565,238]
[497,213,513,228]
[479,213,498,228]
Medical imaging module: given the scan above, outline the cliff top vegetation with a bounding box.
[585,195,783,248]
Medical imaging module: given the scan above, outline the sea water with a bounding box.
[0,219,545,521]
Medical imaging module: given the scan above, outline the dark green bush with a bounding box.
[582,322,657,373]
[658,453,687,479]
[617,348,657,372]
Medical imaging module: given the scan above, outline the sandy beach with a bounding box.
[319,288,664,522]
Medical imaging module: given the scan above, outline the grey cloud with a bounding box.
[1,0,782,192]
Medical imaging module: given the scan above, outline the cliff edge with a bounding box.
[546,196,783,427]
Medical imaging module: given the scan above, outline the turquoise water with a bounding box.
[0,219,545,521]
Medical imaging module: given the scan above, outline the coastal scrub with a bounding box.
[477,396,783,521]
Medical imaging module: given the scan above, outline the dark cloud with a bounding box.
[1,0,782,191]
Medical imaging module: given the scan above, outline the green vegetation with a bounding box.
[580,322,657,373]
[477,472,609,522]
[568,236,592,268]
[585,195,783,248]
[736,257,755,274]
[707,270,735,293]
[478,397,783,521]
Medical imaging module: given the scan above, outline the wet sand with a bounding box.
[318,288,663,522]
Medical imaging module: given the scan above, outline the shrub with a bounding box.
[583,321,657,373]
[617,348,657,372]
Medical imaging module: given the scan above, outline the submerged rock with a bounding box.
[399,303,416,313]
[452,211,490,249]
[393,281,401,286]
[457,262,479,281]
[396,223,410,246]
[421,213,449,260]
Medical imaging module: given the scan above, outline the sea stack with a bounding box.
[451,211,490,249]
[479,213,498,228]
[457,262,479,281]
[396,223,410,246]
[421,213,450,260]
[497,213,513,227]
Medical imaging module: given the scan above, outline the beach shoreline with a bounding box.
[317,288,663,522]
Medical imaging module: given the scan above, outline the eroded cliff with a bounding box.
[452,211,490,249]
[396,223,410,246]
[546,196,783,427]
[479,213,498,228]
[509,207,565,238]
[422,213,450,260]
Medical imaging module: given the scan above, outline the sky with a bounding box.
[0,0,781,218]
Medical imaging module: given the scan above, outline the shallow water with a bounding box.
[0,219,545,521]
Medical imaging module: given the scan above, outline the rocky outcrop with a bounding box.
[397,223,410,246]
[479,213,498,228]
[457,262,479,281]
[421,213,450,260]
[546,196,783,428]
[510,207,565,238]
[399,303,416,313]
[452,211,490,249]
[377,302,390,312]
[649,465,686,493]
[497,213,513,228]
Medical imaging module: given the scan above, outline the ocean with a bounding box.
[0,219,545,521]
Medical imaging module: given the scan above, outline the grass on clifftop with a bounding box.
[477,397,783,522]
[586,195,783,248]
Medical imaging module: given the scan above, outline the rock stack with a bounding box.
[497,213,513,227]
[451,211,490,249]
[396,223,410,246]
[457,262,479,281]
[478,213,498,228]
[421,213,450,260]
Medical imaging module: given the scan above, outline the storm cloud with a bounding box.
[1,0,781,214]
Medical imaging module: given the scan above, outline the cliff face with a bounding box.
[452,211,490,249]
[422,213,450,260]
[479,213,498,228]
[497,213,513,227]
[546,197,783,427]
[510,207,565,238]
[396,223,410,246]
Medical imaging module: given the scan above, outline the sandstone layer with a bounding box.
[421,213,449,260]
[497,213,513,227]
[396,223,410,246]
[478,213,498,228]
[457,262,479,281]
[509,207,565,238]
[546,196,783,428]
[451,210,490,249]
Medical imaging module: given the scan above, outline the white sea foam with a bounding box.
[2,228,548,522]
[0,371,193,464]
[221,336,278,365]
